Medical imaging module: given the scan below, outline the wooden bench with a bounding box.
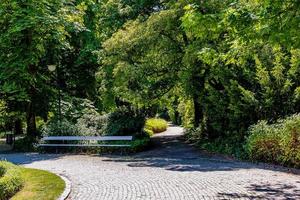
[38,136,133,148]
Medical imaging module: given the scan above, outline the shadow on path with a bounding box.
[102,126,300,174]
[0,153,64,165]
[218,183,300,199]
[101,126,300,199]
[0,125,300,199]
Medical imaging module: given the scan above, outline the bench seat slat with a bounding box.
[38,144,131,147]
[42,136,133,141]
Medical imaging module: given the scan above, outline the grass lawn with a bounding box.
[11,168,65,200]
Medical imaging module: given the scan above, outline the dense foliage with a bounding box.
[0,161,24,200]
[99,0,300,163]
[41,97,107,136]
[0,0,299,166]
[105,106,146,137]
[0,0,85,137]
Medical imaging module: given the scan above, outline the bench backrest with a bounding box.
[42,136,133,141]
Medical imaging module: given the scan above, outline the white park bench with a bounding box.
[38,136,133,148]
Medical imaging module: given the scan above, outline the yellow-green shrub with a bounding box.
[245,114,300,168]
[144,128,154,137]
[0,161,24,200]
[145,118,168,133]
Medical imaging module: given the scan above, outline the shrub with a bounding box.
[245,114,300,168]
[58,97,99,123]
[75,109,108,136]
[43,105,145,138]
[144,128,154,137]
[36,117,46,134]
[0,161,24,200]
[39,104,150,153]
[42,97,107,136]
[245,121,283,164]
[88,135,151,154]
[130,136,151,152]
[13,137,37,152]
[104,106,146,137]
[41,118,79,136]
[184,126,204,142]
[145,118,168,133]
[185,127,247,159]
[42,110,108,137]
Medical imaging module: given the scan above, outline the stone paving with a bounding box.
[1,126,300,200]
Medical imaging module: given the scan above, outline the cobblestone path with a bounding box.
[1,126,300,200]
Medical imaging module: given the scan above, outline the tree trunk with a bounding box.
[26,102,37,137]
[14,119,23,135]
[174,110,180,125]
[193,94,202,128]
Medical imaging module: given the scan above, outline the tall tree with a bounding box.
[181,0,300,139]
[0,0,84,137]
[101,0,230,129]
[96,0,163,111]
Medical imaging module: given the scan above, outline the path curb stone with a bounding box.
[57,174,72,200]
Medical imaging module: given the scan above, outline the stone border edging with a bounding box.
[57,174,72,200]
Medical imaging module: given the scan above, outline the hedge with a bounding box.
[246,113,300,168]
[0,161,24,200]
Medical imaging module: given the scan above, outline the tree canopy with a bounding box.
[0,0,299,155]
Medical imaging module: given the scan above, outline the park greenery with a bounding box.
[0,161,65,200]
[0,1,300,167]
[145,118,168,134]
[0,161,24,200]
[246,114,300,168]
[11,168,65,200]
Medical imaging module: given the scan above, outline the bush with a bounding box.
[40,105,150,153]
[145,118,168,133]
[41,118,79,136]
[0,161,24,200]
[13,137,37,152]
[42,112,108,137]
[185,127,247,159]
[42,97,108,137]
[95,135,151,153]
[144,128,154,137]
[58,97,99,123]
[42,105,145,138]
[75,109,108,136]
[184,126,204,142]
[130,136,151,152]
[245,114,300,168]
[104,106,146,137]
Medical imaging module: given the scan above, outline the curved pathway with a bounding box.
[1,126,300,200]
